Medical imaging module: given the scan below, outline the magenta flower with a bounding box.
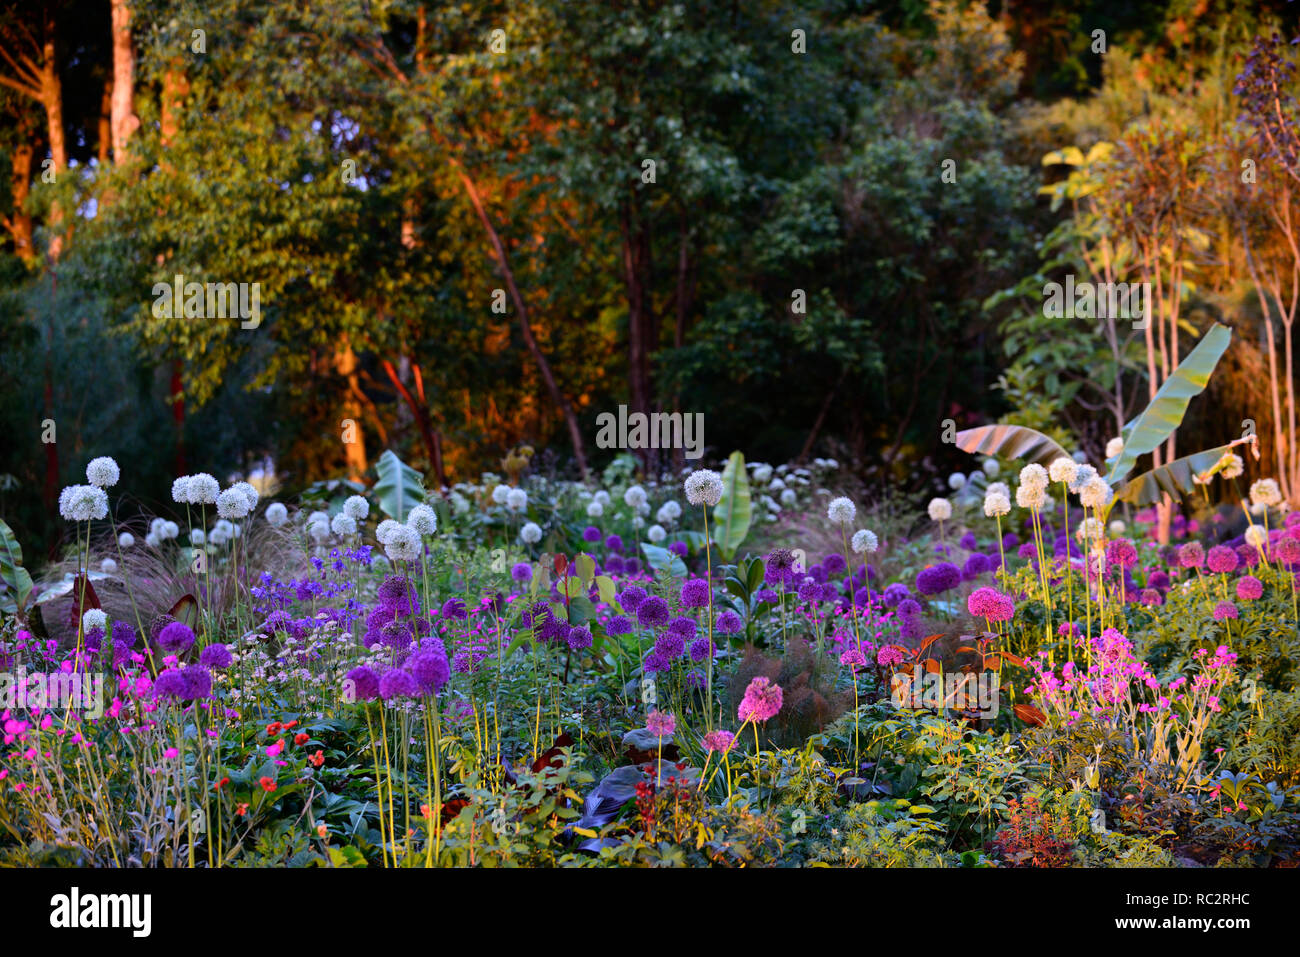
[1106,539,1138,569]
[1178,542,1205,569]
[1212,601,1238,621]
[702,729,735,753]
[876,644,907,668]
[840,648,867,668]
[737,676,783,723]
[1235,575,1263,601]
[646,709,675,737]
[1206,545,1238,575]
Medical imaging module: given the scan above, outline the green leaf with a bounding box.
[1115,444,1235,506]
[574,554,596,586]
[641,543,687,579]
[954,425,1070,466]
[594,575,617,606]
[712,451,752,561]
[1105,324,1232,486]
[373,450,426,522]
[0,518,34,614]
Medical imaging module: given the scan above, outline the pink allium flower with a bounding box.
[1106,539,1138,569]
[702,729,736,753]
[1206,545,1238,574]
[1140,588,1162,606]
[1212,601,1238,621]
[738,676,783,723]
[1236,575,1263,601]
[645,710,675,737]
[840,648,867,669]
[876,645,907,668]
[1178,542,1205,569]
[1276,536,1300,564]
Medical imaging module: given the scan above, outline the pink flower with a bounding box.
[738,676,783,723]
[163,747,179,759]
[702,730,735,753]
[645,710,675,737]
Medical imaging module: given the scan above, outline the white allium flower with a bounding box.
[982,459,1000,478]
[209,525,230,547]
[1048,457,1078,485]
[1244,524,1268,548]
[150,517,166,537]
[593,490,611,506]
[216,488,251,520]
[657,501,682,525]
[451,492,470,514]
[1250,479,1282,508]
[780,488,797,506]
[407,504,437,536]
[376,519,402,545]
[1078,476,1113,509]
[1105,437,1124,460]
[947,472,967,490]
[984,491,1011,517]
[769,477,787,492]
[331,513,358,537]
[506,488,528,512]
[145,532,161,548]
[684,469,725,507]
[1250,501,1266,515]
[100,558,117,574]
[343,495,369,520]
[632,516,645,529]
[81,609,108,633]
[824,458,839,469]
[647,523,667,543]
[1068,464,1097,494]
[384,524,422,562]
[189,473,220,505]
[586,500,605,518]
[118,531,135,548]
[1016,483,1046,510]
[1019,464,1048,490]
[927,497,953,521]
[1076,517,1103,540]
[232,481,260,512]
[161,521,179,540]
[190,529,206,546]
[1221,453,1244,480]
[86,456,120,488]
[851,529,879,554]
[265,502,289,527]
[171,476,193,504]
[491,484,511,505]
[520,521,542,544]
[986,481,1010,499]
[827,496,857,525]
[753,464,773,484]
[624,485,648,509]
[58,485,109,522]
[1108,520,1127,536]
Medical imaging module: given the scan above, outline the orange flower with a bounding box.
[309,749,325,768]
[259,776,277,792]
[420,804,432,819]
[283,720,299,730]
[236,803,249,816]
[316,823,328,838]
[294,732,309,746]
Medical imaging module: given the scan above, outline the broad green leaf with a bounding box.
[1115,444,1235,506]
[0,517,34,614]
[373,450,426,522]
[574,554,596,586]
[1105,324,1232,486]
[641,543,687,579]
[954,425,1070,467]
[557,576,586,599]
[712,451,752,561]
[594,575,617,606]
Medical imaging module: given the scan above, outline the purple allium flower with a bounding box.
[151,668,186,700]
[797,578,821,604]
[618,585,648,612]
[1212,601,1239,621]
[765,548,797,586]
[199,642,233,669]
[1237,544,1260,568]
[702,729,735,753]
[606,615,632,636]
[409,640,451,694]
[715,609,743,634]
[1276,536,1300,564]
[689,637,712,662]
[345,665,380,701]
[605,534,623,553]
[378,668,419,700]
[1002,533,1020,549]
[377,576,418,614]
[916,562,961,595]
[755,588,779,604]
[636,595,670,628]
[1140,588,1162,606]
[1207,545,1238,575]
[667,542,688,558]
[1016,542,1038,561]
[1106,539,1138,568]
[646,709,675,736]
[840,648,867,668]
[655,632,685,660]
[511,562,533,583]
[962,553,992,579]
[882,583,910,607]
[1236,575,1263,601]
[440,598,468,620]
[680,578,710,608]
[158,621,196,654]
[737,676,783,723]
[1148,570,1170,591]
[1179,542,1205,569]
[959,531,978,551]
[667,615,698,639]
[582,525,602,543]
[643,649,671,674]
[180,665,212,701]
[84,627,105,655]
[823,553,847,575]
[566,626,594,651]
[111,620,137,648]
[605,555,626,574]
[378,621,414,651]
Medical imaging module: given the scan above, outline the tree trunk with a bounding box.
[110,0,138,161]
[4,119,34,260]
[335,340,369,482]
[98,80,111,168]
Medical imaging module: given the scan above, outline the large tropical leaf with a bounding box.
[1106,324,1232,486]
[0,517,33,615]
[1115,444,1235,506]
[954,425,1070,467]
[712,451,752,561]
[373,450,426,522]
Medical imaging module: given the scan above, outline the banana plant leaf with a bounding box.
[1105,324,1232,486]
[712,451,752,561]
[0,517,33,616]
[1115,444,1234,506]
[954,425,1070,466]
[373,450,426,522]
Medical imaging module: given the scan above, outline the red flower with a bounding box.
[294,732,309,746]
[266,722,282,734]
[309,749,325,768]
[236,803,249,816]
[283,720,299,730]
[214,776,230,791]
[259,776,277,792]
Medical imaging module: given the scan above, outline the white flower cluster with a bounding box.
[851,529,878,554]
[827,496,856,525]
[684,469,724,507]
[927,497,952,521]
[58,485,109,522]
